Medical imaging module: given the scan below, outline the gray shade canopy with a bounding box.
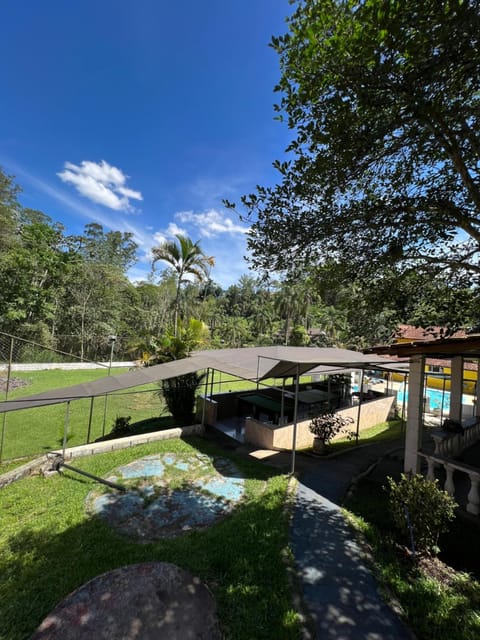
[0,346,406,414]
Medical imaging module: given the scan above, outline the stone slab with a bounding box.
[31,562,221,640]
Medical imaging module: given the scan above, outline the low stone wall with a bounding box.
[245,395,396,451]
[0,424,204,489]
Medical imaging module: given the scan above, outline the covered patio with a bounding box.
[0,346,405,472]
[369,335,480,517]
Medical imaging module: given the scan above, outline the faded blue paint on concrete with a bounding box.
[196,478,244,502]
[86,453,248,541]
[118,459,165,479]
[174,461,190,471]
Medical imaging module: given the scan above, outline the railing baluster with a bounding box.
[444,464,455,496]
[426,457,436,481]
[467,474,480,516]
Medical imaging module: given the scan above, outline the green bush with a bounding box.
[110,415,132,436]
[386,473,457,556]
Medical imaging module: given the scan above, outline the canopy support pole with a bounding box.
[62,401,71,458]
[355,370,365,444]
[86,396,95,444]
[201,368,209,428]
[0,336,14,463]
[290,364,300,474]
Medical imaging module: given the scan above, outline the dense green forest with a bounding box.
[1,166,478,363]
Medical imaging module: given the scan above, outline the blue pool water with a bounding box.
[396,388,471,411]
[397,387,450,411]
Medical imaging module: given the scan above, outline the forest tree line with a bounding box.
[0,166,478,363]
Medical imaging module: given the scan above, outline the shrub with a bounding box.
[386,473,457,556]
[308,412,354,444]
[111,415,132,436]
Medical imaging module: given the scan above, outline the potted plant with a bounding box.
[309,412,355,454]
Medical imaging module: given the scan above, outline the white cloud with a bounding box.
[166,222,186,237]
[175,208,248,238]
[57,160,142,212]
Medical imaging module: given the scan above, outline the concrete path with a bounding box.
[246,439,414,639]
[291,443,413,639]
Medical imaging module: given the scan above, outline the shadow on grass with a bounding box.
[95,415,176,442]
[0,438,300,640]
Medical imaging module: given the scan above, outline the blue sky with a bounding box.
[0,0,293,287]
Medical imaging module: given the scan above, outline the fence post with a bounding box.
[0,336,14,463]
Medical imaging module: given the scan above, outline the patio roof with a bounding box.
[367,335,480,360]
[193,346,406,379]
[0,346,406,414]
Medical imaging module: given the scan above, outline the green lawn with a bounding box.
[0,437,301,640]
[0,368,265,462]
[0,369,165,461]
[308,419,405,456]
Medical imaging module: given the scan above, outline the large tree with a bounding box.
[236,0,480,283]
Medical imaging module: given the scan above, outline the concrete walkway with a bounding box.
[291,445,412,639]
[247,440,414,639]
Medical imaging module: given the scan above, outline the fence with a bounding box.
[0,332,161,462]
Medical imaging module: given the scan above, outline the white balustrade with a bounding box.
[419,452,480,517]
[467,475,480,516]
[430,418,480,458]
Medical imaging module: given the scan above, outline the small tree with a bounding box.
[161,372,206,426]
[386,473,457,556]
[150,318,209,426]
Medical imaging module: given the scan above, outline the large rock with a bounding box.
[31,562,221,639]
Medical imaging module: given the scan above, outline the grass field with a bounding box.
[0,369,264,462]
[0,437,301,640]
[327,419,404,453]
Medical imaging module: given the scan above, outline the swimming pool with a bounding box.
[396,388,471,412]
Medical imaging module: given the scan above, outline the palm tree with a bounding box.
[151,234,214,336]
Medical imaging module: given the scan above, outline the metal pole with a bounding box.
[280,378,285,425]
[101,336,116,437]
[86,396,95,444]
[355,369,364,444]
[440,375,446,424]
[62,401,71,458]
[209,368,214,399]
[201,368,209,428]
[290,365,300,475]
[61,461,126,492]
[401,374,408,435]
[0,336,14,463]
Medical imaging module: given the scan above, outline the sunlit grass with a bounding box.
[327,419,404,454]
[0,437,301,640]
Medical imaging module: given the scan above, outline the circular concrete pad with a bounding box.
[86,453,246,542]
[31,562,221,640]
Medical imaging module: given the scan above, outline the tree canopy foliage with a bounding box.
[152,234,214,335]
[1,163,478,360]
[236,0,480,284]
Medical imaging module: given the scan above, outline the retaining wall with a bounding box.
[0,424,204,489]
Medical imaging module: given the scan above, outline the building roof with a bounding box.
[394,324,466,342]
[368,335,480,360]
